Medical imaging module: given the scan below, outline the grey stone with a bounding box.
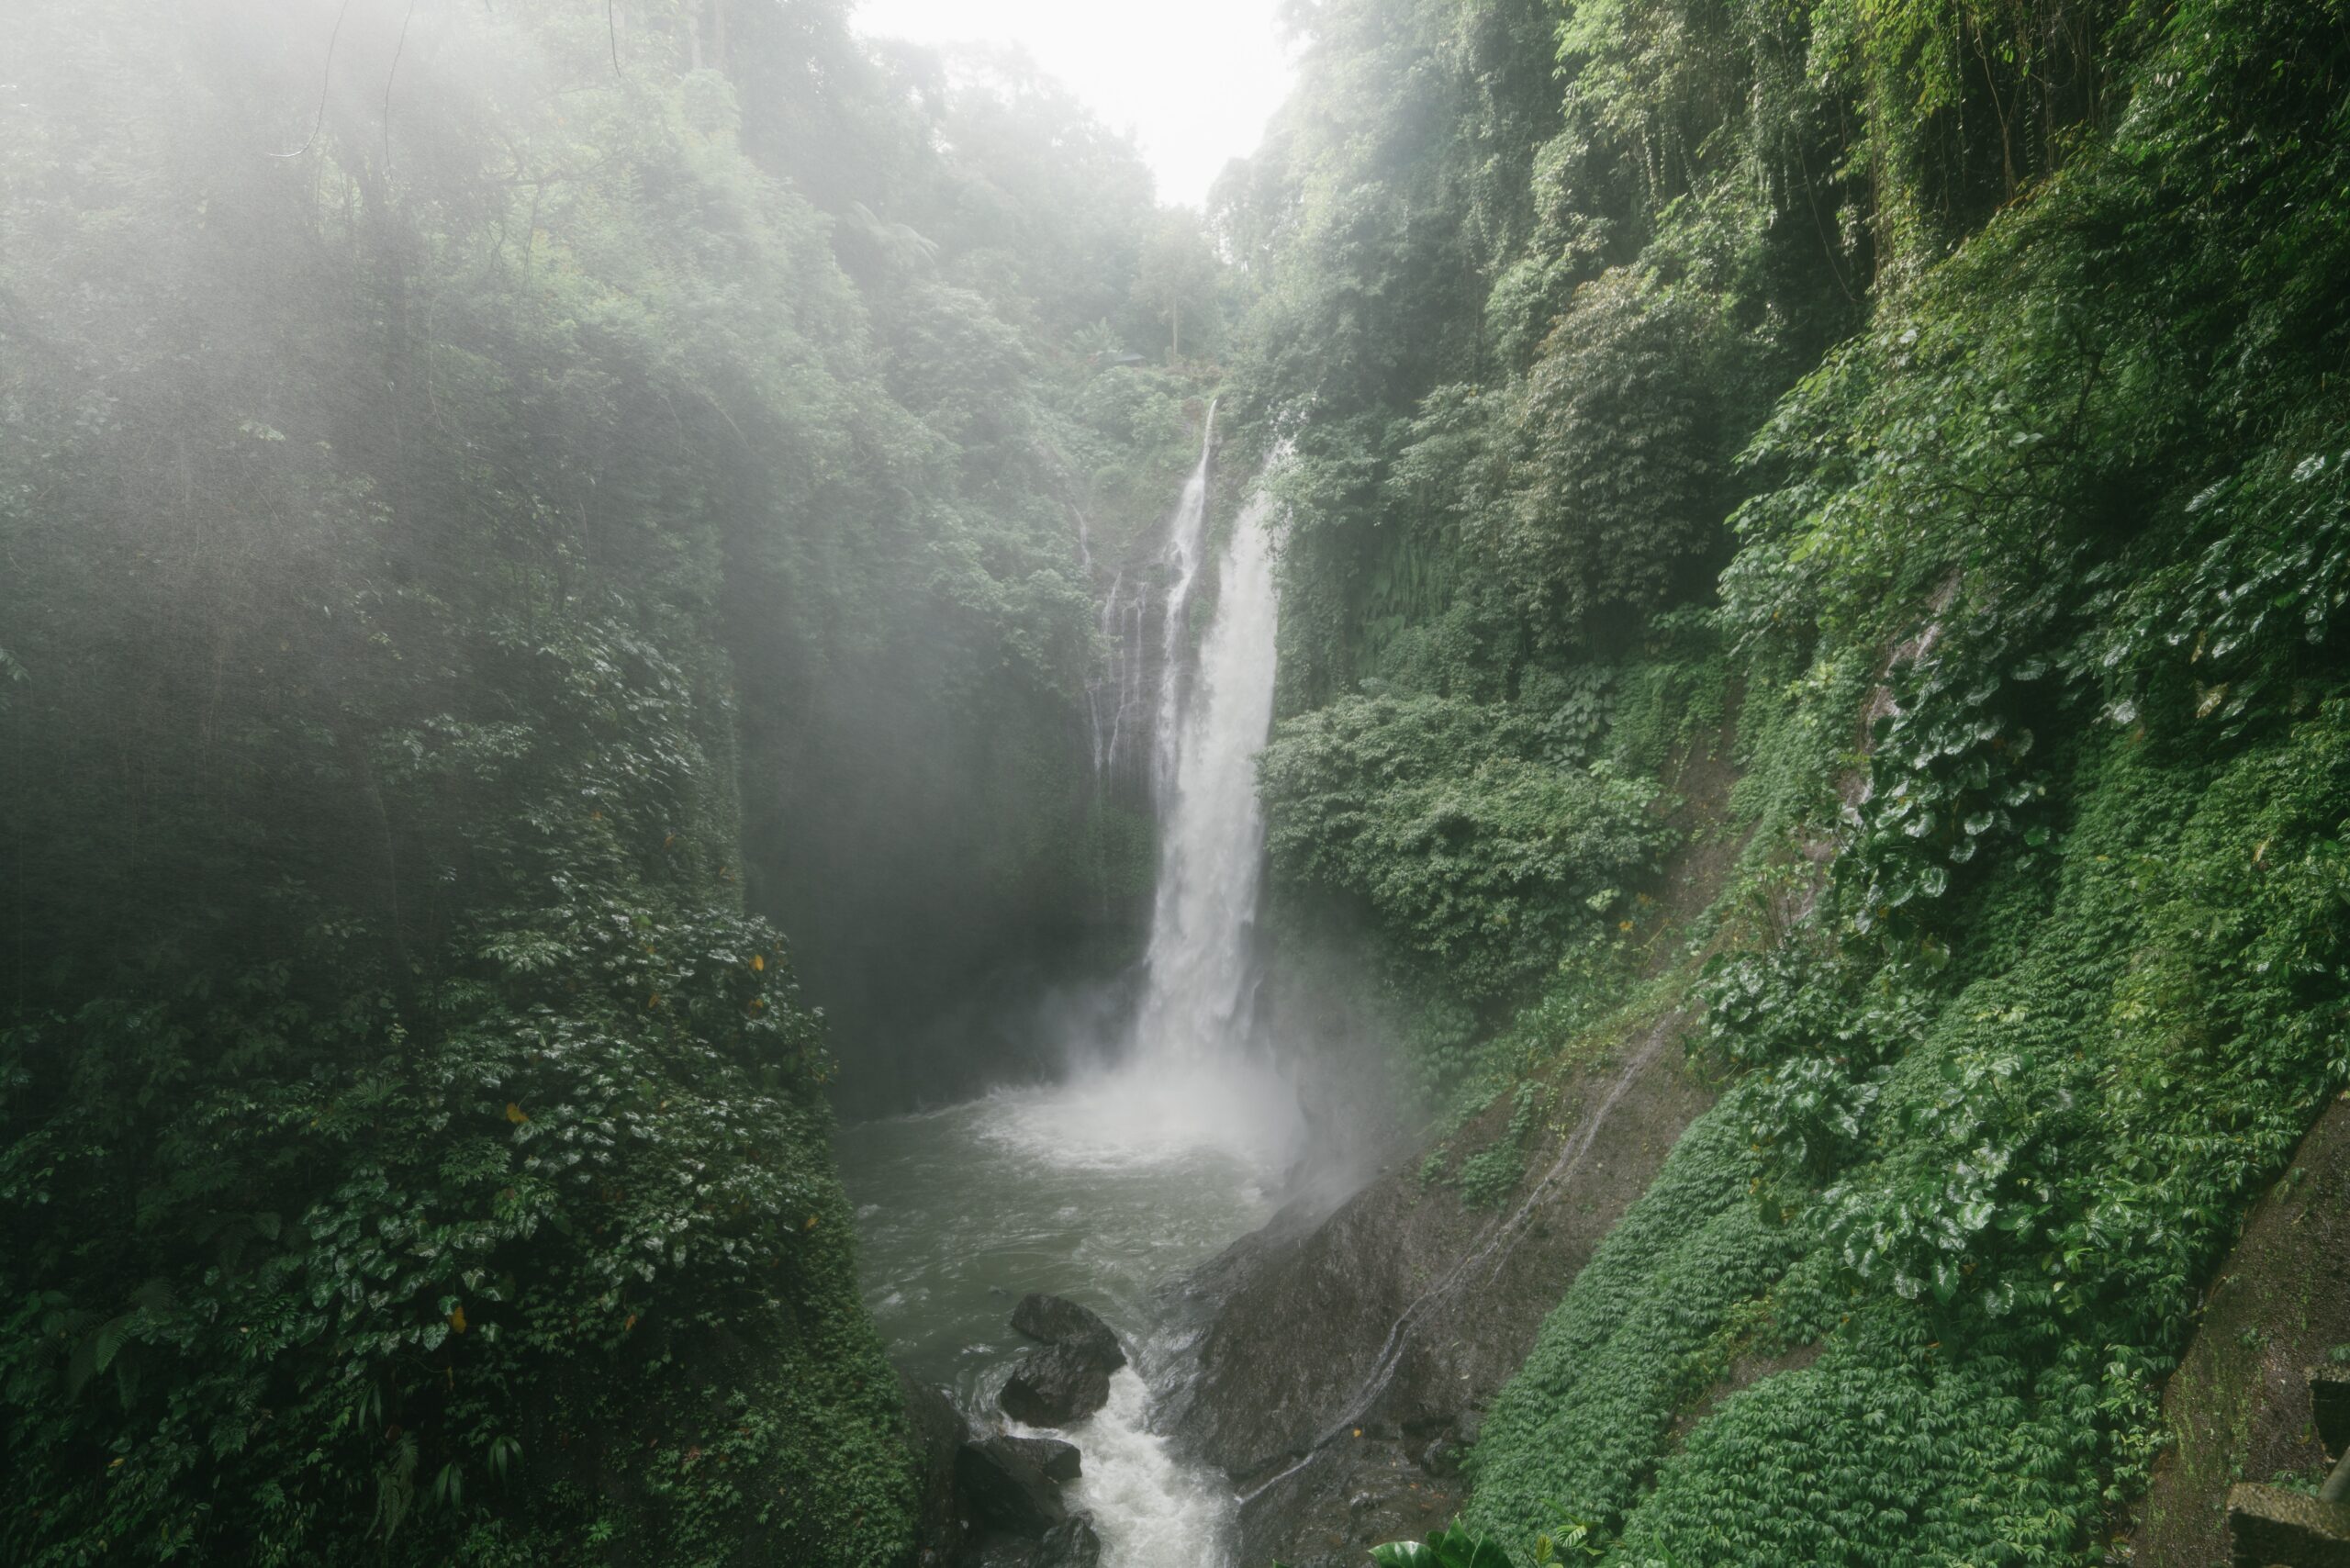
[999,1434,1081,1484]
[2227,1483,2350,1567]
[999,1344,1113,1428]
[900,1369,979,1563]
[1011,1294,1126,1372]
[957,1435,1068,1535]
[1035,1514,1102,1568]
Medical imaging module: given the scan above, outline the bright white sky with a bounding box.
[851,0,1295,207]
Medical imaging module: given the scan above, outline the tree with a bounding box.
[1132,208,1223,360]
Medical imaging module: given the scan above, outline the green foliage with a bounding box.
[1466,1111,1797,1544]
[1133,208,1227,361]
[1807,0,2126,274]
[1259,695,1666,1007]
[1234,3,2350,1566]
[1479,269,1724,643]
[1371,1523,1518,1567]
[1451,1082,1551,1211]
[0,0,1216,1556]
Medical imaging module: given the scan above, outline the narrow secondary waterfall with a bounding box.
[1151,403,1220,797]
[1088,571,1150,788]
[838,442,1298,1568]
[1086,403,1216,800]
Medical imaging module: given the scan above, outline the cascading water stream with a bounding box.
[1065,409,1302,1155]
[838,429,1299,1568]
[1150,402,1219,797]
[1122,480,1297,1117]
[1086,400,1218,801]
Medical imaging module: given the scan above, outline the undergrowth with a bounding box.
[1289,3,2350,1563]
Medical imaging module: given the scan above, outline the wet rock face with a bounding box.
[998,1434,1082,1484]
[902,1367,1093,1567]
[957,1435,1069,1535]
[1000,1343,1114,1428]
[974,1514,1101,1568]
[2133,1098,2350,1567]
[2223,1483,2350,1567]
[1162,1015,1712,1567]
[1033,1514,1103,1568]
[1012,1294,1128,1372]
[901,1371,981,1565]
[999,1296,1127,1428]
[1234,1426,1471,1567]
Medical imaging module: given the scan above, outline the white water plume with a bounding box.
[1012,459,1295,1568]
[845,447,1299,1568]
[1086,404,1218,800]
[1147,402,1220,795]
[1015,1369,1238,1565]
[1129,482,1286,1072]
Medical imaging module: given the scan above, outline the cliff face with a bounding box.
[1170,1014,1711,1565]
[0,3,1201,1561]
[1173,722,1749,1565]
[1199,2,2350,1562]
[2131,1096,2350,1566]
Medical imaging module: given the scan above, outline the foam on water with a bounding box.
[840,454,1293,1568]
[838,1083,1281,1566]
[1012,1369,1237,1563]
[973,1056,1301,1174]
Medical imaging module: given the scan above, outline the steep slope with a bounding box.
[2129,1095,2350,1566]
[1202,2,2350,1563]
[1173,1011,1713,1565]
[0,2,1192,1561]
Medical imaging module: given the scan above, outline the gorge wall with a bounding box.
[0,2,1212,1560]
[1179,1,2350,1563]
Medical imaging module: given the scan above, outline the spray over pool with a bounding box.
[840,439,1295,1567]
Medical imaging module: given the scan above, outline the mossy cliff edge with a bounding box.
[1190,2,2350,1563]
[0,2,1213,1561]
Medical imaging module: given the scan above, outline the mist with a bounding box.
[9,3,2347,1566]
[2,1,1281,1559]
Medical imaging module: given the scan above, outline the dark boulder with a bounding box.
[998,1434,1082,1484]
[999,1294,1125,1428]
[1035,1514,1103,1568]
[900,1369,979,1565]
[999,1343,1113,1428]
[956,1434,1069,1535]
[1010,1294,1126,1372]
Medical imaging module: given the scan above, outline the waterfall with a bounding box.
[1063,415,1299,1151]
[1149,403,1219,797]
[1083,407,1217,801]
[843,431,1295,1568]
[1128,481,1281,1067]
[1085,554,1148,792]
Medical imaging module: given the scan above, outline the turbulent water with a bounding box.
[838,442,1298,1567]
[1129,484,1287,1070]
[836,1075,1287,1563]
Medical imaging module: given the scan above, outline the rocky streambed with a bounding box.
[867,1003,1718,1568]
[902,1293,1131,1567]
[838,1073,1287,1568]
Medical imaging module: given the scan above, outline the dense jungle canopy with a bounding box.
[3,1,2347,1565]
